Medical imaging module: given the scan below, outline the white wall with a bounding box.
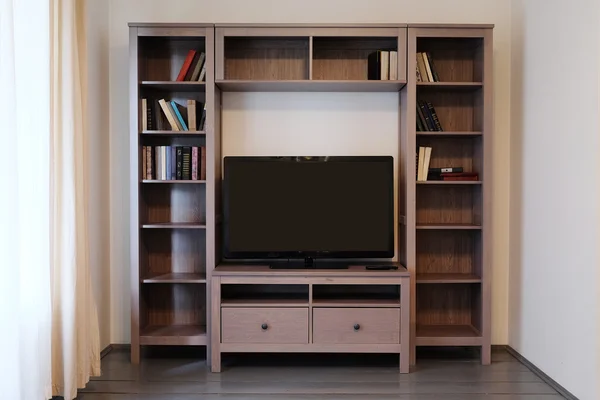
[85,0,111,350]
[108,0,512,344]
[509,1,600,399]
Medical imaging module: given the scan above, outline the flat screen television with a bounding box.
[222,156,394,268]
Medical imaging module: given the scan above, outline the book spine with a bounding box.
[192,147,198,180]
[182,146,191,180]
[176,50,196,81]
[170,101,189,131]
[176,147,183,180]
[171,147,177,180]
[142,146,147,180]
[200,146,206,180]
[146,146,152,179]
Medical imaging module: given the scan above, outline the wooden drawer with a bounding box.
[221,307,309,344]
[313,308,400,344]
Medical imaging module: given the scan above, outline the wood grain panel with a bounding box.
[416,283,479,326]
[221,307,309,344]
[141,229,206,278]
[416,230,481,277]
[416,37,483,82]
[139,37,206,82]
[142,284,206,328]
[141,184,206,225]
[312,37,397,80]
[416,185,481,225]
[313,308,400,344]
[224,37,309,80]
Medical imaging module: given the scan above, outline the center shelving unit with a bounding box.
[129,22,494,368]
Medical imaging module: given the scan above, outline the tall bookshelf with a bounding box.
[128,23,217,363]
[401,25,493,364]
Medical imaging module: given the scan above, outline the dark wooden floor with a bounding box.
[77,347,564,399]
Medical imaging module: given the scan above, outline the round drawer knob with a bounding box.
[261,323,268,330]
[353,323,361,331]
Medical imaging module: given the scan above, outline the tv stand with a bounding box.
[210,263,411,373]
[268,257,349,269]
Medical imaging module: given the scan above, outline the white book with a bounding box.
[389,51,398,80]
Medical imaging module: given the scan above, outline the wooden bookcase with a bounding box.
[128,24,217,363]
[128,22,494,367]
[400,26,493,364]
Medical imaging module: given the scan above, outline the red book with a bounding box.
[176,50,197,81]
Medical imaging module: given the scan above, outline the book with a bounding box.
[176,50,197,81]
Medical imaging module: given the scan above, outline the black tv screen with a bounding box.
[222,156,394,260]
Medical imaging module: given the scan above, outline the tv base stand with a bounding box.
[268,258,349,269]
[210,263,412,373]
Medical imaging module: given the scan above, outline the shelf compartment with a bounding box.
[416,283,482,345]
[139,93,206,132]
[141,284,206,345]
[417,135,483,180]
[141,229,206,281]
[312,36,398,81]
[416,184,482,226]
[312,284,400,305]
[140,324,207,346]
[138,36,206,82]
[224,37,309,80]
[416,324,482,346]
[215,79,405,92]
[416,37,484,83]
[416,229,482,280]
[221,284,310,305]
[140,184,206,225]
[417,91,483,132]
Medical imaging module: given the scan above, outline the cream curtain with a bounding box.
[50,0,101,398]
[0,0,101,398]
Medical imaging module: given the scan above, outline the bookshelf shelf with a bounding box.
[140,325,207,346]
[142,180,206,184]
[417,181,482,185]
[416,324,482,346]
[416,82,482,90]
[141,130,206,135]
[142,273,207,284]
[215,79,406,92]
[141,223,207,229]
[416,131,482,137]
